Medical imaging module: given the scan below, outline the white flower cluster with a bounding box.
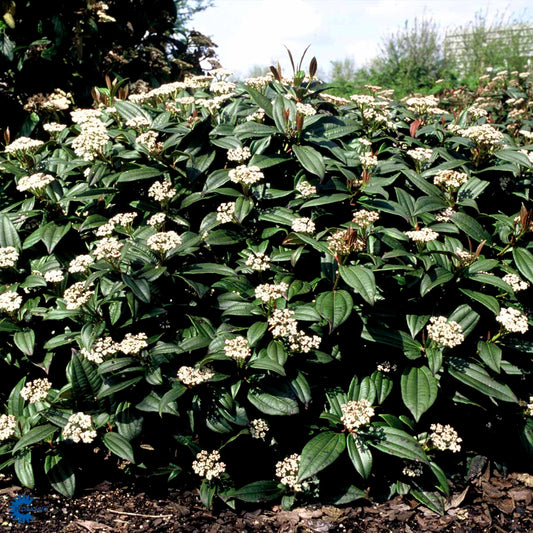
[296,102,316,116]
[5,137,44,154]
[71,116,109,161]
[177,366,214,386]
[40,89,71,112]
[405,95,441,113]
[407,147,433,163]
[405,227,439,242]
[210,80,236,94]
[360,152,378,168]
[458,124,504,148]
[268,308,298,338]
[295,181,316,197]
[119,332,148,355]
[62,412,97,444]
[148,179,176,202]
[0,246,18,268]
[43,122,67,134]
[433,170,469,192]
[110,212,137,228]
[147,213,166,228]
[17,172,55,193]
[192,450,226,480]
[291,217,315,234]
[254,282,288,302]
[136,131,160,152]
[63,282,94,309]
[288,330,321,353]
[0,414,16,441]
[435,207,456,222]
[320,93,350,105]
[250,418,269,440]
[216,202,236,224]
[245,252,271,271]
[147,231,182,253]
[527,397,533,417]
[454,248,475,264]
[350,94,377,106]
[20,378,52,403]
[44,269,64,283]
[81,336,119,364]
[227,147,251,162]
[246,108,266,122]
[429,423,462,453]
[70,109,104,124]
[327,229,365,256]
[467,106,488,119]
[427,316,464,348]
[502,273,530,292]
[68,254,94,273]
[275,454,303,492]
[228,165,264,186]
[340,399,375,431]
[126,116,151,129]
[496,307,529,334]
[352,209,379,228]
[402,463,423,477]
[377,361,397,373]
[224,336,251,361]
[244,75,273,89]
[93,237,123,261]
[0,291,22,312]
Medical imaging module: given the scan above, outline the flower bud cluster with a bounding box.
[352,209,379,228]
[407,147,433,163]
[227,147,251,162]
[327,229,365,256]
[136,131,160,152]
[426,316,464,348]
[43,122,67,134]
[148,179,176,202]
[177,366,214,386]
[44,269,64,283]
[68,255,94,273]
[93,237,123,260]
[0,246,19,268]
[402,463,423,477]
[360,152,378,168]
[502,273,530,292]
[288,330,321,353]
[0,291,23,312]
[72,116,109,161]
[119,333,148,355]
[340,399,375,431]
[224,336,251,361]
[63,282,94,309]
[275,453,303,491]
[5,137,44,154]
[291,217,315,234]
[0,414,16,441]
[250,418,269,440]
[245,252,271,271]
[192,450,226,480]
[295,181,316,197]
[216,202,236,223]
[147,231,182,253]
[16,173,55,193]
[405,227,439,242]
[496,307,529,334]
[228,165,264,186]
[81,336,120,364]
[62,412,97,444]
[254,282,288,302]
[147,213,166,228]
[268,308,298,338]
[296,102,316,116]
[429,423,462,452]
[435,207,456,222]
[458,124,504,148]
[20,378,52,403]
[433,170,469,192]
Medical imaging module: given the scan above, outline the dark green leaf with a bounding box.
[102,432,135,463]
[401,366,438,422]
[298,431,346,480]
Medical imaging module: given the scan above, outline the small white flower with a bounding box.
[177,366,214,386]
[250,418,269,440]
[148,179,176,202]
[20,378,52,403]
[291,217,315,234]
[216,202,236,224]
[254,282,288,302]
[0,246,19,268]
[429,423,462,453]
[502,273,529,292]
[68,255,94,273]
[147,231,182,253]
[62,412,97,443]
[44,269,64,283]
[0,414,17,441]
[224,336,251,361]
[295,181,316,197]
[340,399,374,431]
[496,307,529,334]
[192,450,226,480]
[227,147,251,162]
[427,316,464,348]
[405,227,439,242]
[245,252,271,271]
[0,291,22,312]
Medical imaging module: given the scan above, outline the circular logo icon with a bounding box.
[9,494,34,524]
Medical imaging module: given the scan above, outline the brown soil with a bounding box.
[0,468,531,532]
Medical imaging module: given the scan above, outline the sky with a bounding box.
[190,0,533,78]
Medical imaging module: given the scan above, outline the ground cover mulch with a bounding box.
[0,466,531,532]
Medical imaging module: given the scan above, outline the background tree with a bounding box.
[0,0,215,132]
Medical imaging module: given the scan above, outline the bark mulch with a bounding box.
[0,467,531,532]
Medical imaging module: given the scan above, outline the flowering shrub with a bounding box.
[0,64,531,514]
